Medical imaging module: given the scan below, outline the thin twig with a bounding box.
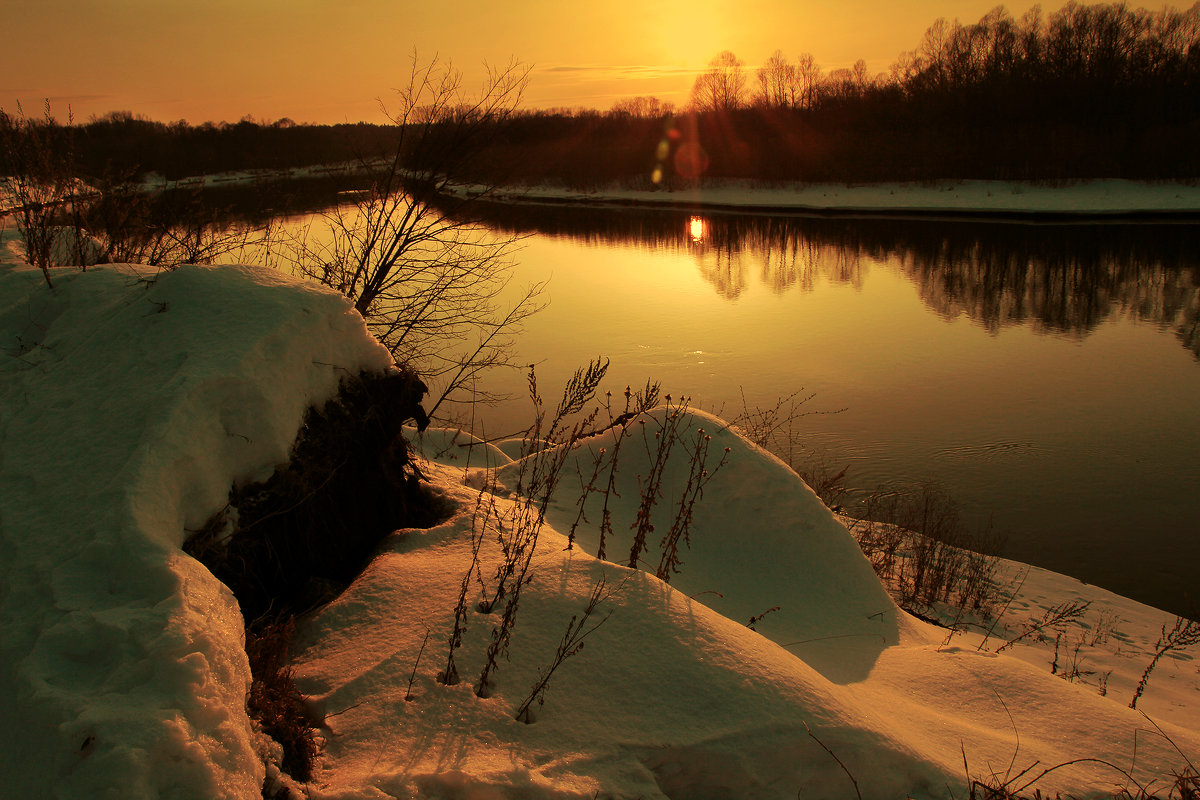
[803,721,862,800]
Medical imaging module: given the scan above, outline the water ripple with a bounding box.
[932,440,1045,462]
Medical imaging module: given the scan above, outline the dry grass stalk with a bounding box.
[514,576,617,723]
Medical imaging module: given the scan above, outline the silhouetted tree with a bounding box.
[756,50,799,107]
[795,53,823,108]
[692,51,749,111]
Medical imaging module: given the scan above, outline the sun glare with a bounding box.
[688,216,707,243]
[648,0,729,65]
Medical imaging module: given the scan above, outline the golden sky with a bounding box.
[0,0,1188,124]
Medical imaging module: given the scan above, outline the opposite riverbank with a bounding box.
[456,177,1200,220]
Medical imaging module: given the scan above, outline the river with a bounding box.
[452,202,1200,618]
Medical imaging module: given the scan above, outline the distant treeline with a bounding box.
[20,2,1200,185]
[468,2,1200,185]
[63,114,401,181]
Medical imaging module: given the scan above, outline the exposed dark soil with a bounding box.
[184,367,447,790]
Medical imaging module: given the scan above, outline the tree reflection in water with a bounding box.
[469,201,1200,361]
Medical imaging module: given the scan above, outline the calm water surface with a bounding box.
[459,205,1200,617]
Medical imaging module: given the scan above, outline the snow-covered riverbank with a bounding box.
[1,261,1196,799]
[18,164,1192,219]
[465,177,1200,218]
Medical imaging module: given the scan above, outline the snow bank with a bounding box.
[293,506,943,800]
[0,262,391,798]
[491,409,910,683]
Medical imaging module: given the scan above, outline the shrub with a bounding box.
[245,618,317,783]
[849,482,1003,618]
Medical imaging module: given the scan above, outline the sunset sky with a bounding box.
[2,0,1190,125]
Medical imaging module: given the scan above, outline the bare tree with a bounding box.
[1,102,261,283]
[795,53,823,109]
[0,102,90,287]
[914,17,956,90]
[284,54,543,417]
[756,50,799,108]
[850,58,875,93]
[691,51,749,111]
[890,50,921,87]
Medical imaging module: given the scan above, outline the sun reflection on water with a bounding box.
[688,215,707,243]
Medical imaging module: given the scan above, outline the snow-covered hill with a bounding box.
[1,261,1196,799]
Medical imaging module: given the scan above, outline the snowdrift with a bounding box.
[491,410,908,683]
[1,261,1196,799]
